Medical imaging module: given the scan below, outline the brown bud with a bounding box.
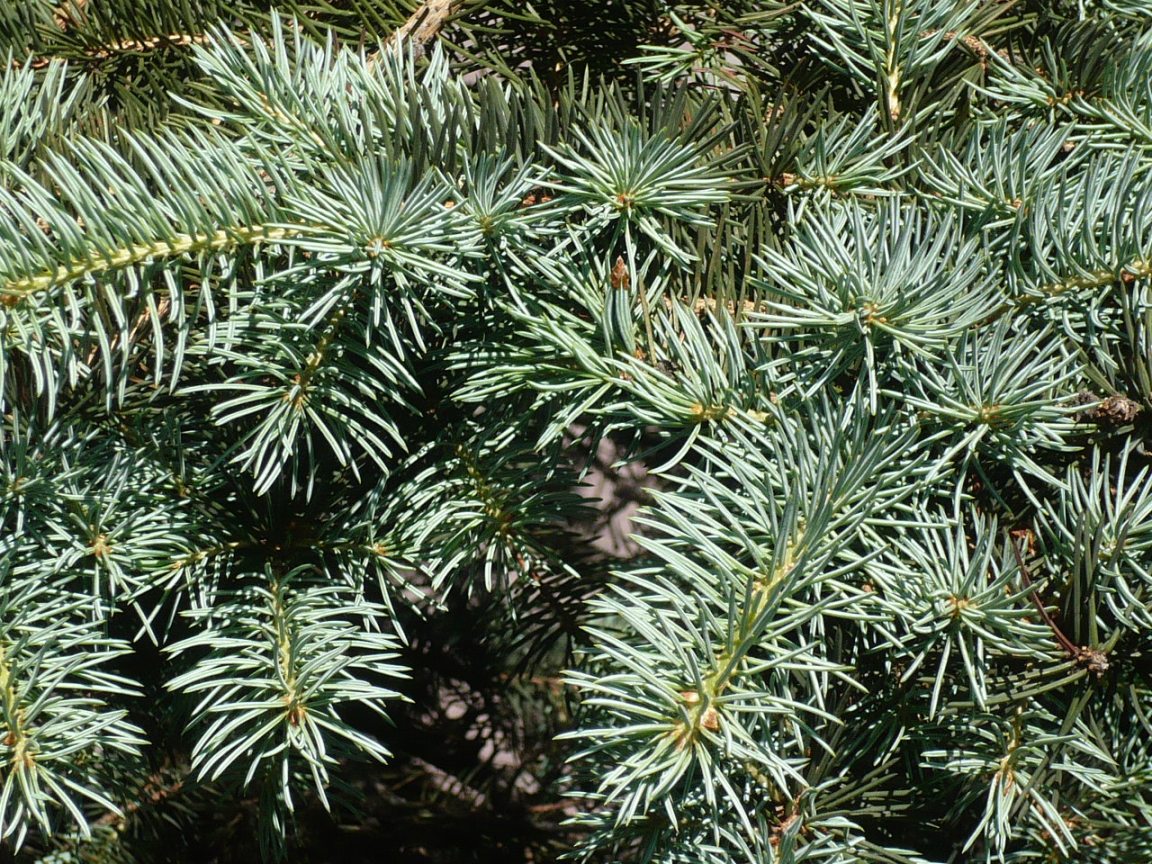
[1074,391,1142,425]
[700,705,720,731]
[1095,394,1142,425]
[1076,646,1110,678]
[610,256,630,291]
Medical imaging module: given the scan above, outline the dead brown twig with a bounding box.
[94,771,185,828]
[369,0,465,66]
[1010,531,1109,678]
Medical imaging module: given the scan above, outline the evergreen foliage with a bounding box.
[1,1,1151,861]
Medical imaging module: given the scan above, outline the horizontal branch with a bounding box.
[13,33,218,71]
[0,224,297,305]
[1032,256,1152,299]
[977,254,1152,326]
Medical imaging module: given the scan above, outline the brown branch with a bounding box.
[53,0,88,30]
[369,0,464,66]
[662,296,768,317]
[1009,532,1110,678]
[84,295,171,370]
[1011,536,1079,656]
[12,33,214,71]
[94,771,186,827]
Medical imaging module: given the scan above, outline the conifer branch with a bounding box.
[2,5,1152,860]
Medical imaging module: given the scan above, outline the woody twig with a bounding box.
[1010,532,1109,678]
[369,0,464,66]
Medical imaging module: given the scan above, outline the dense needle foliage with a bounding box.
[1,1,1152,861]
